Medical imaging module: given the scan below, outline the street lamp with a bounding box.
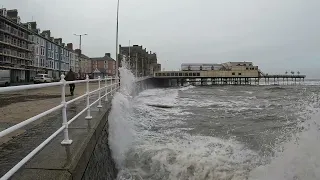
[115,0,120,77]
[74,33,88,78]
[73,33,88,50]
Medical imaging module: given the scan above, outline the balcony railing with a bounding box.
[0,48,32,61]
[0,39,32,52]
[0,75,120,180]
[0,28,33,43]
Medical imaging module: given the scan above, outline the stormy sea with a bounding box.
[108,66,320,180]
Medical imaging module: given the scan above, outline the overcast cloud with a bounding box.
[2,0,320,78]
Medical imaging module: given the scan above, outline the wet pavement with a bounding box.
[0,81,113,177]
[0,94,112,177]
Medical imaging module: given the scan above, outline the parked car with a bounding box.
[0,70,10,86]
[33,74,53,83]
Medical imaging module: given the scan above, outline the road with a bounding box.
[0,81,111,144]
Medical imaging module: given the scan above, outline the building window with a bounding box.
[232,72,235,75]
[41,47,45,56]
[238,73,242,75]
[36,57,40,66]
[55,62,59,70]
[197,73,200,76]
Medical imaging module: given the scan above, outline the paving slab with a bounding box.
[12,168,71,180]
[10,101,111,180]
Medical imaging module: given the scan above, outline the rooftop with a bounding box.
[90,53,115,61]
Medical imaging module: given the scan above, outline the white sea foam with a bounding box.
[179,85,195,91]
[116,86,262,180]
[249,96,320,180]
[125,133,259,180]
[241,90,254,94]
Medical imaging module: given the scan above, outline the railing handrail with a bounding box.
[0,75,121,180]
[0,77,121,94]
[0,81,63,93]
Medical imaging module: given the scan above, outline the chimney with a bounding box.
[7,10,21,24]
[67,43,73,50]
[75,49,82,55]
[27,22,37,30]
[7,9,18,19]
[42,30,51,39]
[0,8,7,17]
[54,38,62,45]
[105,53,111,57]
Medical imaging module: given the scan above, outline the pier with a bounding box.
[153,62,306,86]
[260,74,306,85]
[153,70,306,86]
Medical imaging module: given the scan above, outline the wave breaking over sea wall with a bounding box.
[108,65,320,180]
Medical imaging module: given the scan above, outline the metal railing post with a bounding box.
[60,74,72,145]
[97,76,102,108]
[104,76,108,101]
[85,75,92,119]
[116,76,119,91]
[118,76,120,90]
[110,76,113,96]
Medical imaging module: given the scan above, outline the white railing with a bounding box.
[0,75,120,180]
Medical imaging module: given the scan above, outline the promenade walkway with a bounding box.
[0,82,108,177]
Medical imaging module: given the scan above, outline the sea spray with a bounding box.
[116,87,261,180]
[108,59,137,170]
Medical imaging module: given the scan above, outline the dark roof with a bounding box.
[90,56,115,61]
[80,54,90,59]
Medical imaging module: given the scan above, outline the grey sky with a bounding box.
[2,0,320,78]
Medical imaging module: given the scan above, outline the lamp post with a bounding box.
[128,40,131,68]
[115,0,120,78]
[74,33,87,51]
[74,33,87,79]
